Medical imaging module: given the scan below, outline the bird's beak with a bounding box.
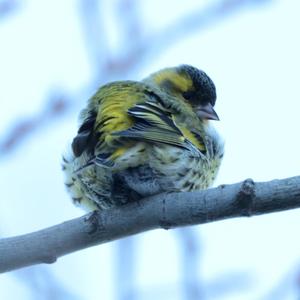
[197,103,220,121]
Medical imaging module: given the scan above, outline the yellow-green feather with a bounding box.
[84,79,206,161]
[90,81,147,148]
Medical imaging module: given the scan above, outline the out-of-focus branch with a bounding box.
[78,0,109,76]
[0,93,70,155]
[176,228,203,300]
[115,237,138,300]
[257,263,300,300]
[0,175,300,273]
[0,0,18,18]
[14,266,80,300]
[205,270,252,298]
[0,0,272,157]
[116,0,142,49]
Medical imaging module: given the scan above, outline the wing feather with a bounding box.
[71,81,206,167]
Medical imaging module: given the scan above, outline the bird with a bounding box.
[62,65,224,212]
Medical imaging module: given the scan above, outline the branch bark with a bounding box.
[1,175,300,273]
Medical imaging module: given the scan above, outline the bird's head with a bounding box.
[146,64,219,121]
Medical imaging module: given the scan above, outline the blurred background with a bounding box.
[1,0,300,299]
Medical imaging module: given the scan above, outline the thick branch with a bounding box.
[1,176,300,273]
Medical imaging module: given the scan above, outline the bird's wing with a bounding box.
[72,81,205,167]
[71,81,145,158]
[112,101,200,151]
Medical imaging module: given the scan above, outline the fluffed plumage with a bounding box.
[62,65,224,211]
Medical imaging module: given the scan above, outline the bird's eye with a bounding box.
[182,91,195,100]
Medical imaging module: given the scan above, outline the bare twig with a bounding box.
[0,175,299,273]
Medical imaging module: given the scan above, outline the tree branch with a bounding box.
[1,175,300,273]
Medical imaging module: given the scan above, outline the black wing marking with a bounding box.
[72,111,99,157]
[112,102,199,152]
